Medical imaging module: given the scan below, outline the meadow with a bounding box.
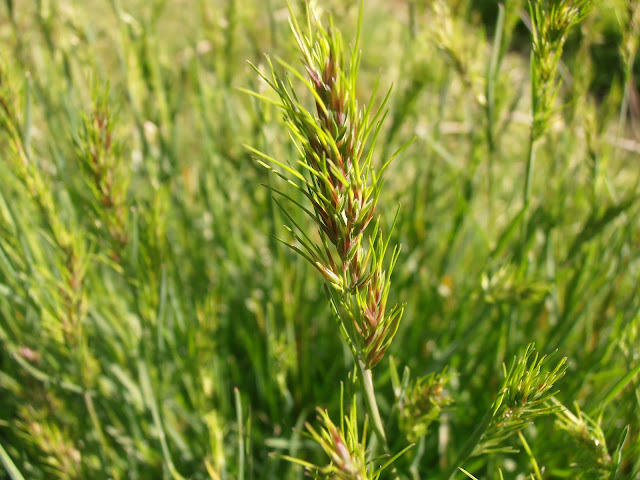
[1,0,639,478]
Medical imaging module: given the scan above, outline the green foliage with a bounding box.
[0,1,639,479]
[529,0,596,141]
[478,345,567,457]
[392,364,454,443]
[282,391,411,480]
[552,399,612,477]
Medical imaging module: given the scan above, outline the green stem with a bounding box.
[409,435,426,480]
[83,391,111,478]
[234,387,245,480]
[485,3,504,217]
[356,358,387,449]
[522,131,537,207]
[356,359,401,480]
[0,440,26,480]
[445,407,494,480]
[518,431,543,480]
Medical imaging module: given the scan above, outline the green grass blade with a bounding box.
[0,442,25,480]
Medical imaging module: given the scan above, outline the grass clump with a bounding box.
[0,0,639,479]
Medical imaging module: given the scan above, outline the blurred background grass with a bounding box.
[0,0,639,478]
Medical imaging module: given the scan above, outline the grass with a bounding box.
[0,0,639,479]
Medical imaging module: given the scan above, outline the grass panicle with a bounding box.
[245,0,408,457]
[245,5,407,370]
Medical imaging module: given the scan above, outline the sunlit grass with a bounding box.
[0,1,639,479]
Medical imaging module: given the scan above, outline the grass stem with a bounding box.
[445,408,493,480]
[356,358,388,449]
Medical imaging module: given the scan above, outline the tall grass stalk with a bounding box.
[244,1,408,457]
[524,0,595,206]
